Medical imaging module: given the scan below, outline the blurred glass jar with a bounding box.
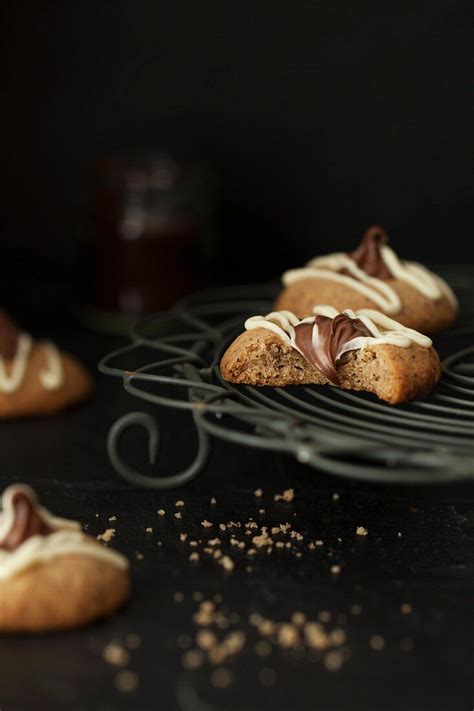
[89,153,216,329]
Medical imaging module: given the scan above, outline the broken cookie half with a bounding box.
[220,307,441,405]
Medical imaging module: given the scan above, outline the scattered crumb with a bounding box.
[278,623,299,648]
[210,668,233,688]
[201,520,213,528]
[258,508,265,514]
[254,488,263,497]
[193,592,203,602]
[292,612,306,626]
[108,515,117,522]
[196,629,218,650]
[397,532,402,537]
[174,591,184,603]
[401,603,413,615]
[189,552,199,562]
[135,552,144,560]
[318,611,332,623]
[180,533,188,541]
[356,526,368,537]
[259,667,277,687]
[97,528,115,543]
[369,635,386,651]
[158,509,165,516]
[219,555,234,572]
[146,527,153,534]
[125,634,141,650]
[274,488,294,502]
[332,493,340,501]
[115,670,139,693]
[323,649,344,671]
[103,642,130,667]
[175,500,185,507]
[211,497,217,505]
[219,524,226,532]
[330,565,341,575]
[174,512,182,520]
[182,649,204,669]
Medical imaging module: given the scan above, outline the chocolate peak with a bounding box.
[349,225,392,279]
[0,487,55,551]
[293,313,372,386]
[0,310,21,359]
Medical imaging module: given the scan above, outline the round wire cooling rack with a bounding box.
[98,268,474,488]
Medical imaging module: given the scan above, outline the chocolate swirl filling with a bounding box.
[293,314,372,386]
[347,225,393,280]
[0,311,21,359]
[0,489,55,551]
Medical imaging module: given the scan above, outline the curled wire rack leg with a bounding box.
[107,411,210,489]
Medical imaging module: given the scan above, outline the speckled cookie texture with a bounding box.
[0,344,93,419]
[220,328,441,405]
[0,554,130,633]
[274,277,456,334]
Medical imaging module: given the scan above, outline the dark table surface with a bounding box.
[0,327,473,711]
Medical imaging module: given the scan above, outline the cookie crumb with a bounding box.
[189,552,199,562]
[211,497,217,505]
[278,623,299,648]
[210,668,233,688]
[135,552,144,560]
[103,642,130,667]
[201,520,213,528]
[146,527,153,533]
[182,649,204,669]
[180,533,188,541]
[175,500,185,507]
[174,591,184,602]
[97,528,115,543]
[255,640,272,657]
[332,493,340,501]
[158,509,165,516]
[330,564,341,575]
[115,670,139,693]
[274,488,294,502]
[219,555,234,572]
[323,649,344,671]
[356,526,368,536]
[108,515,117,522]
[125,634,141,650]
[254,488,263,498]
[401,603,413,614]
[174,512,182,520]
[369,635,386,651]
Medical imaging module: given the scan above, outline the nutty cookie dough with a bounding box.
[275,226,458,334]
[220,307,441,404]
[0,311,93,418]
[0,484,130,632]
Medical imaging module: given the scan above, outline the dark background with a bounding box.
[2,0,473,320]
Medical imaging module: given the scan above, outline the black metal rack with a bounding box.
[99,267,474,488]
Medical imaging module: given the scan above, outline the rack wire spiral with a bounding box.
[99,266,474,488]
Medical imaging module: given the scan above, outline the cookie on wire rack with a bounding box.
[220,307,441,405]
[275,226,458,334]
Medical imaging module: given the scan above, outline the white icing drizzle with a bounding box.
[0,334,33,394]
[0,485,128,580]
[0,335,64,395]
[244,307,432,363]
[282,247,458,314]
[39,341,64,390]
